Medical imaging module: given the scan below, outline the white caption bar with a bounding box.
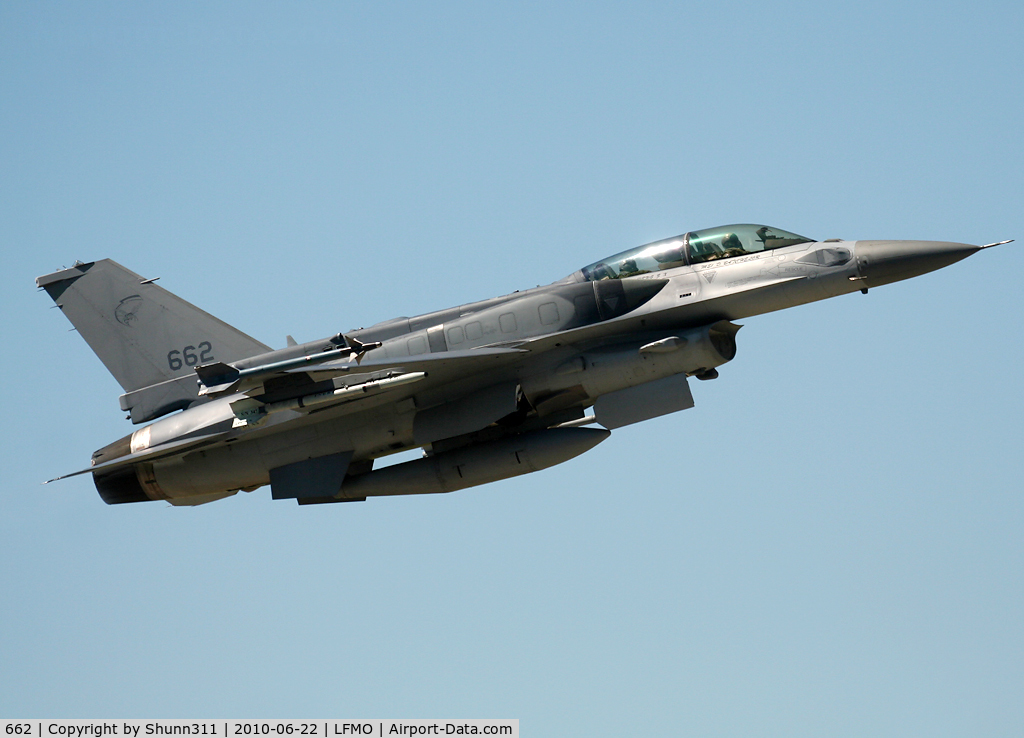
[0,721,517,738]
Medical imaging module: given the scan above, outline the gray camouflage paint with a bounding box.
[36,227,1000,506]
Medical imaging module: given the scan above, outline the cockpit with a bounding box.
[579,224,814,281]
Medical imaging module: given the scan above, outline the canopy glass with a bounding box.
[580,224,814,281]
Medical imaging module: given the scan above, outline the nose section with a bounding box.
[855,240,980,287]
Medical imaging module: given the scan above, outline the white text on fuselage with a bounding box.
[696,253,766,270]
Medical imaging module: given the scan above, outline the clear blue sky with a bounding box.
[2,2,1022,734]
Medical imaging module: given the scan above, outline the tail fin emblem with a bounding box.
[114,295,143,327]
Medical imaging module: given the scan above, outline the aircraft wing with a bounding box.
[290,346,528,383]
[219,347,531,428]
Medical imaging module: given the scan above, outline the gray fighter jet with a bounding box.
[38,224,1011,506]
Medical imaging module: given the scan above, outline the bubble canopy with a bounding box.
[579,224,814,281]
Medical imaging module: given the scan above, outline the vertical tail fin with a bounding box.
[37,259,271,398]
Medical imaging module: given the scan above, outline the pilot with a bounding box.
[688,239,709,263]
[654,245,685,270]
[589,262,615,280]
[690,239,724,262]
[618,258,640,277]
[721,233,745,258]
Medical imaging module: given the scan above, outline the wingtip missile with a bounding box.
[195,336,383,397]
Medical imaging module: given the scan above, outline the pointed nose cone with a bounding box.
[856,240,980,287]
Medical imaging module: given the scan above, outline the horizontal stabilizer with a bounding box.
[45,431,229,483]
[118,374,201,424]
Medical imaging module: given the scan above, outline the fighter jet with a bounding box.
[38,224,1010,506]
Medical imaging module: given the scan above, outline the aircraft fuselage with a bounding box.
[38,227,995,506]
